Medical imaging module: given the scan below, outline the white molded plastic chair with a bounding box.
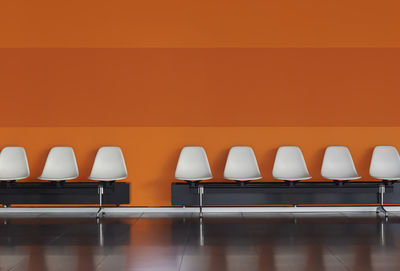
[39,147,79,181]
[272,146,311,181]
[321,146,361,181]
[223,146,262,182]
[175,147,212,182]
[89,147,128,181]
[0,147,30,181]
[89,146,128,218]
[370,146,400,180]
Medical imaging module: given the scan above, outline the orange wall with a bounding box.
[1,48,400,126]
[1,0,400,47]
[2,0,400,206]
[1,48,400,206]
[2,126,400,206]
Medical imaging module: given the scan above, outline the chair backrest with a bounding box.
[272,146,311,180]
[89,147,128,181]
[223,146,262,181]
[370,146,400,180]
[321,146,360,180]
[0,147,30,180]
[175,146,212,181]
[39,147,79,181]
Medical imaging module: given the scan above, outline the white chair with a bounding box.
[321,146,360,182]
[272,146,311,182]
[89,147,128,181]
[0,147,30,181]
[370,146,400,181]
[39,147,79,181]
[369,146,400,217]
[89,147,128,217]
[223,146,262,182]
[175,146,212,182]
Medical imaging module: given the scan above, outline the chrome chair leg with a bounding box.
[198,185,204,218]
[96,183,104,218]
[376,184,388,218]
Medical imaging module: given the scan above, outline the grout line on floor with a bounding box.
[326,246,351,271]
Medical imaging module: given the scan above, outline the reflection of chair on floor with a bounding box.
[353,245,373,271]
[209,246,228,271]
[257,245,276,271]
[77,246,95,270]
[27,246,48,271]
[304,243,325,271]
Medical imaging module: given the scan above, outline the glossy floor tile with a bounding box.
[0,212,399,270]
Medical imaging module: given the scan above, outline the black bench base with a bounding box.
[171,181,399,206]
[0,182,130,206]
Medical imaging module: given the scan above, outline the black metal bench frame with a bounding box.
[171,181,399,217]
[0,182,130,213]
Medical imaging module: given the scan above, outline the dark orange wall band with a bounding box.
[1,48,400,126]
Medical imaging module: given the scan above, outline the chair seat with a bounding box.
[224,146,262,182]
[324,176,361,181]
[370,146,400,180]
[274,176,312,181]
[371,176,400,181]
[0,176,28,181]
[38,176,77,181]
[225,176,263,181]
[272,146,311,182]
[175,176,213,182]
[89,147,128,181]
[175,147,213,182]
[88,176,128,181]
[39,147,79,181]
[0,147,30,181]
[321,146,360,182]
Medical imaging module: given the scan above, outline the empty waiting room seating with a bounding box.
[0,146,130,210]
[321,146,360,182]
[224,146,262,182]
[175,147,213,182]
[0,147,30,182]
[370,146,400,181]
[272,146,311,182]
[38,147,79,181]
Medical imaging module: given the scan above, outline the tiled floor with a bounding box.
[0,211,400,270]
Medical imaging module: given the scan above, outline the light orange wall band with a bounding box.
[1,0,400,47]
[2,126,400,206]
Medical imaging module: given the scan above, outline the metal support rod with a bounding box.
[380,219,386,246]
[97,183,104,218]
[198,185,204,217]
[99,220,104,247]
[199,217,204,246]
[376,184,388,217]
